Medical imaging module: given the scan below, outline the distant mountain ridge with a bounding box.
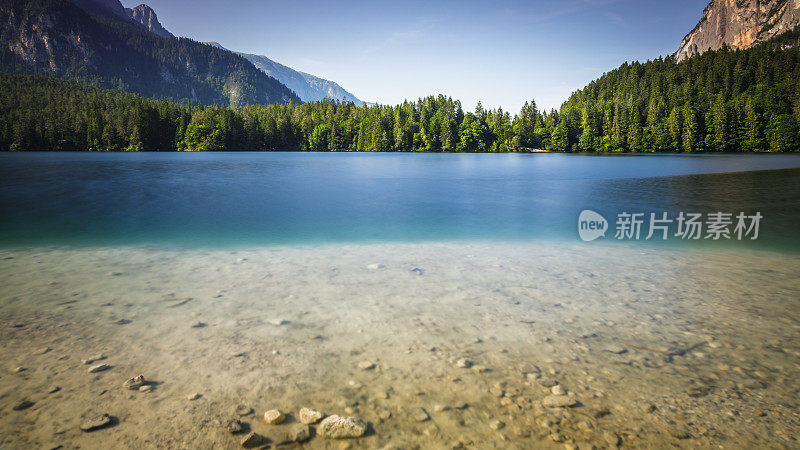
[676,0,800,61]
[58,0,365,105]
[206,42,365,106]
[0,0,299,106]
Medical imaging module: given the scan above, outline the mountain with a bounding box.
[676,0,800,61]
[126,4,173,39]
[207,42,364,106]
[68,0,128,20]
[0,0,300,106]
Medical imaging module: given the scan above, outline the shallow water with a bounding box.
[0,153,799,449]
[0,243,798,449]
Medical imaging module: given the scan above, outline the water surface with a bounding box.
[1,152,798,251]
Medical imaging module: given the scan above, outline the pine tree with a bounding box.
[550,119,569,151]
[708,95,724,151]
[578,105,597,151]
[682,101,700,151]
[627,97,643,152]
[742,97,765,152]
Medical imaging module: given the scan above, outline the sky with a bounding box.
[122,0,710,113]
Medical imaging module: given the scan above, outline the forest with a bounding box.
[1,28,799,152]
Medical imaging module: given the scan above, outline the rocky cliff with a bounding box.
[676,0,800,61]
[126,4,173,39]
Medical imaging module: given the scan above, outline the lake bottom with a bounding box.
[0,242,798,449]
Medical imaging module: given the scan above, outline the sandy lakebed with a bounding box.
[0,242,798,449]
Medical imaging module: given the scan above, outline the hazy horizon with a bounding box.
[122,0,710,112]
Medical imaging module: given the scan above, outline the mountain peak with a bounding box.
[676,0,800,61]
[126,4,174,39]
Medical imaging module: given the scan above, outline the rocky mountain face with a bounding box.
[68,0,129,20]
[207,42,364,106]
[126,4,173,39]
[0,0,299,106]
[676,0,800,61]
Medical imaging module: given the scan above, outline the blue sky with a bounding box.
[122,0,710,113]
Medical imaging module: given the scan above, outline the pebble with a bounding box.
[543,395,577,408]
[235,405,253,416]
[489,419,505,430]
[537,377,558,388]
[604,344,627,354]
[226,418,244,434]
[433,404,451,412]
[122,375,145,390]
[48,386,61,394]
[551,385,566,395]
[81,354,105,365]
[669,424,691,439]
[526,372,541,381]
[366,263,387,270]
[269,319,289,326]
[520,363,540,374]
[190,321,205,328]
[472,365,490,373]
[603,431,620,446]
[240,431,264,448]
[80,414,113,432]
[35,347,51,355]
[456,358,472,368]
[318,415,368,438]
[489,386,504,397]
[88,363,110,373]
[264,409,285,425]
[357,361,376,370]
[12,400,34,411]
[139,385,152,393]
[410,407,430,422]
[13,366,26,373]
[410,268,424,275]
[299,407,324,424]
[187,392,201,400]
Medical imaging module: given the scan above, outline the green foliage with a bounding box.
[552,30,800,152]
[2,26,800,153]
[766,114,799,151]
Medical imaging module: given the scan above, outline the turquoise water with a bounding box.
[0,152,799,251]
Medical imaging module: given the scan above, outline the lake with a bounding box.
[1,152,799,250]
[1,152,799,449]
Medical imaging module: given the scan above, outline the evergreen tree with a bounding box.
[550,119,569,151]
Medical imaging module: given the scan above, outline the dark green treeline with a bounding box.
[2,30,800,152]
